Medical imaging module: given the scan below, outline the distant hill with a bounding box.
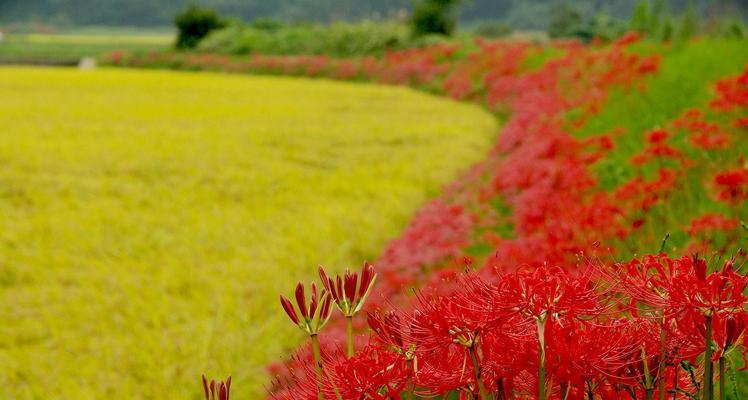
[1,0,746,29]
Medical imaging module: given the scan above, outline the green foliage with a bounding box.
[411,0,460,37]
[251,17,284,32]
[722,21,744,38]
[630,0,651,33]
[586,14,628,41]
[174,4,226,49]
[472,21,513,38]
[0,31,171,64]
[198,20,410,57]
[548,4,626,42]
[548,2,583,38]
[628,0,683,42]
[678,0,698,41]
[661,18,674,40]
[572,38,748,255]
[650,0,666,35]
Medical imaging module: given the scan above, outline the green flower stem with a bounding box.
[406,359,415,400]
[468,345,489,400]
[497,378,506,400]
[659,317,667,400]
[719,357,725,400]
[703,315,713,400]
[673,363,678,400]
[346,316,354,358]
[311,334,325,400]
[642,346,654,400]
[538,319,547,400]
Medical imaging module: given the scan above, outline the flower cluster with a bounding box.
[269,253,747,400]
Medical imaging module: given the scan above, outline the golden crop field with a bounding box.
[20,33,173,45]
[0,67,496,398]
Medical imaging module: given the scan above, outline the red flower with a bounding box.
[367,310,417,359]
[325,346,410,400]
[495,266,604,323]
[687,213,739,236]
[714,167,748,203]
[319,262,377,317]
[647,128,669,144]
[669,258,748,316]
[202,375,231,400]
[280,281,333,335]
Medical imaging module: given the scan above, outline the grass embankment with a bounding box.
[572,38,748,257]
[0,31,172,64]
[0,67,497,398]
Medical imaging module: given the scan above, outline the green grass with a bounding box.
[0,67,497,399]
[573,37,748,289]
[0,32,172,64]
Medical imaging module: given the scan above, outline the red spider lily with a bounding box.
[647,128,670,144]
[408,295,486,351]
[610,254,689,312]
[715,313,748,356]
[735,117,748,128]
[268,349,332,400]
[318,262,377,318]
[631,140,685,166]
[496,266,605,323]
[323,345,411,400]
[546,318,639,391]
[319,262,377,357]
[713,167,748,204]
[491,266,608,399]
[687,214,739,236]
[669,258,748,317]
[367,310,418,360]
[479,325,530,381]
[202,375,231,400]
[601,319,665,393]
[279,282,333,335]
[679,311,748,362]
[689,131,731,149]
[406,285,498,398]
[710,67,748,111]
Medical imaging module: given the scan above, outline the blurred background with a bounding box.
[0,0,746,64]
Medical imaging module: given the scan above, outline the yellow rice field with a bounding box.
[0,67,496,398]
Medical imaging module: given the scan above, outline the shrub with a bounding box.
[251,17,284,32]
[174,4,226,49]
[411,0,460,37]
[548,5,626,42]
[547,2,583,38]
[473,21,513,38]
[629,0,651,34]
[199,21,410,57]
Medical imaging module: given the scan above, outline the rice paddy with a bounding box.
[0,66,497,399]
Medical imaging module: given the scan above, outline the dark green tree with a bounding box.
[678,0,699,41]
[548,2,582,38]
[174,4,226,49]
[650,0,666,34]
[630,0,651,33]
[410,0,460,37]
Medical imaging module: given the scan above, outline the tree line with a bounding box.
[2,0,746,29]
